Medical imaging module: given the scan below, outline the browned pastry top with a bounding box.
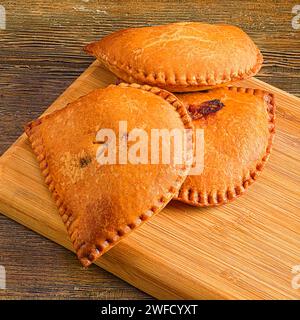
[174,86,275,206]
[25,83,194,266]
[85,22,263,92]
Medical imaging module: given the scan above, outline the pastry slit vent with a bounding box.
[79,156,92,168]
[188,99,224,120]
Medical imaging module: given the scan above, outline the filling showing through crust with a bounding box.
[187,99,225,120]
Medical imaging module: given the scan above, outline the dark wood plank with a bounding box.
[0,0,299,299]
[0,215,150,299]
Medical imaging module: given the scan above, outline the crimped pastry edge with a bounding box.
[173,86,276,207]
[25,83,194,267]
[84,45,263,92]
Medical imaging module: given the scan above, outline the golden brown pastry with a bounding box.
[174,86,275,206]
[84,22,263,92]
[25,83,194,266]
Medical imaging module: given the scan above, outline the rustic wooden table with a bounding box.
[0,0,299,299]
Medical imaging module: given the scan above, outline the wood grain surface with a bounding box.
[0,0,299,299]
[0,61,300,300]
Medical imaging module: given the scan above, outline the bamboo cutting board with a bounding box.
[0,61,300,300]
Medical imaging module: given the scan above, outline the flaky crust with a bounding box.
[84,22,263,92]
[174,86,276,206]
[25,83,194,267]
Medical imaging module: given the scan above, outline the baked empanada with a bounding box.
[25,83,193,266]
[174,86,275,206]
[84,22,263,92]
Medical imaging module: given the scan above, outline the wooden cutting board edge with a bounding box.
[0,61,300,300]
[0,61,219,299]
